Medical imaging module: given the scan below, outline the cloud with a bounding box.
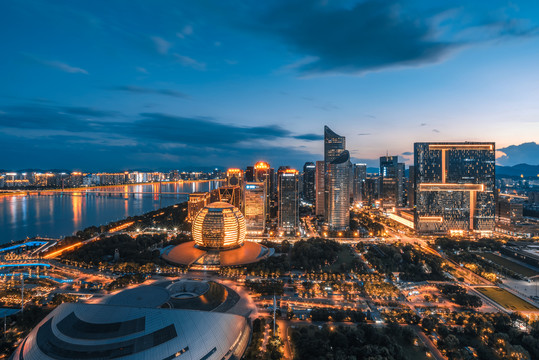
[239,0,538,75]
[432,129,440,133]
[357,133,371,136]
[174,54,206,70]
[401,151,413,156]
[135,67,148,74]
[176,25,193,39]
[151,36,172,54]
[497,142,539,166]
[294,133,323,141]
[26,54,88,74]
[420,123,427,126]
[110,85,188,98]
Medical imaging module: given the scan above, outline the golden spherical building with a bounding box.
[192,202,246,250]
[163,201,272,269]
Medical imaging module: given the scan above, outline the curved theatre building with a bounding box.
[12,280,251,360]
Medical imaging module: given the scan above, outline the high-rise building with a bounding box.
[278,168,299,234]
[414,142,495,235]
[302,162,316,205]
[352,163,367,204]
[364,176,380,206]
[327,150,352,231]
[315,161,325,216]
[226,168,244,187]
[324,126,350,230]
[380,156,405,208]
[408,165,415,207]
[245,166,254,182]
[244,182,266,235]
[254,161,271,221]
[188,192,211,222]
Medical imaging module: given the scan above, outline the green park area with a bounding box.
[476,287,539,312]
[480,252,539,278]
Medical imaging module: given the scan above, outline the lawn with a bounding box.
[480,252,539,278]
[328,246,357,272]
[476,287,539,312]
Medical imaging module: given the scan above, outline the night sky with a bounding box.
[1,0,538,171]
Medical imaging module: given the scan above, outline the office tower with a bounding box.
[327,150,352,231]
[364,176,380,206]
[408,165,415,207]
[324,126,351,230]
[278,169,299,234]
[315,161,325,216]
[414,142,495,235]
[380,156,405,208]
[302,162,316,205]
[324,125,345,163]
[245,166,254,182]
[496,197,524,225]
[226,168,244,187]
[217,186,242,209]
[244,182,266,235]
[352,163,367,204]
[254,161,271,220]
[188,192,211,222]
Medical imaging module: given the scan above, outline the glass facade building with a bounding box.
[278,169,299,234]
[327,150,352,231]
[352,163,367,204]
[380,156,405,208]
[302,162,316,205]
[414,142,496,235]
[315,160,325,216]
[244,182,266,235]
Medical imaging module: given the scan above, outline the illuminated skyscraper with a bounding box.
[254,161,271,221]
[414,142,495,235]
[226,168,244,187]
[302,162,316,205]
[324,126,351,230]
[278,169,299,234]
[327,150,351,231]
[315,161,325,216]
[380,156,405,208]
[244,182,266,235]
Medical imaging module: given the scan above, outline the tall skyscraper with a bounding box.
[315,160,325,216]
[414,142,495,235]
[352,163,367,204]
[245,166,254,182]
[327,150,351,230]
[324,126,350,230]
[407,165,415,207]
[278,168,299,234]
[302,162,316,205]
[380,156,405,208]
[254,161,271,221]
[226,168,244,187]
[244,182,266,235]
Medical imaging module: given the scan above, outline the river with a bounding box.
[0,181,221,245]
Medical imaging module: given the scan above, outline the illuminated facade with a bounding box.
[244,182,266,234]
[302,162,316,205]
[380,156,405,208]
[324,126,351,230]
[226,168,243,187]
[278,169,299,234]
[414,142,496,235]
[315,161,325,216]
[254,161,272,221]
[327,150,352,230]
[188,192,211,222]
[192,202,245,249]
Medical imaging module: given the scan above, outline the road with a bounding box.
[413,326,447,360]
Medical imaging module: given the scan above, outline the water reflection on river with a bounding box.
[0,181,220,245]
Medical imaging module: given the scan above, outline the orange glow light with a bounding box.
[254,161,270,170]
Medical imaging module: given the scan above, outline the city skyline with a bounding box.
[1,1,539,170]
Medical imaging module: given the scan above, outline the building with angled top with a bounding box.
[414,142,496,235]
[302,162,316,205]
[324,126,351,230]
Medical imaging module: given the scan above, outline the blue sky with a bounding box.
[1,0,538,171]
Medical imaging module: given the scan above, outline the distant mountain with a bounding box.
[496,163,539,178]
